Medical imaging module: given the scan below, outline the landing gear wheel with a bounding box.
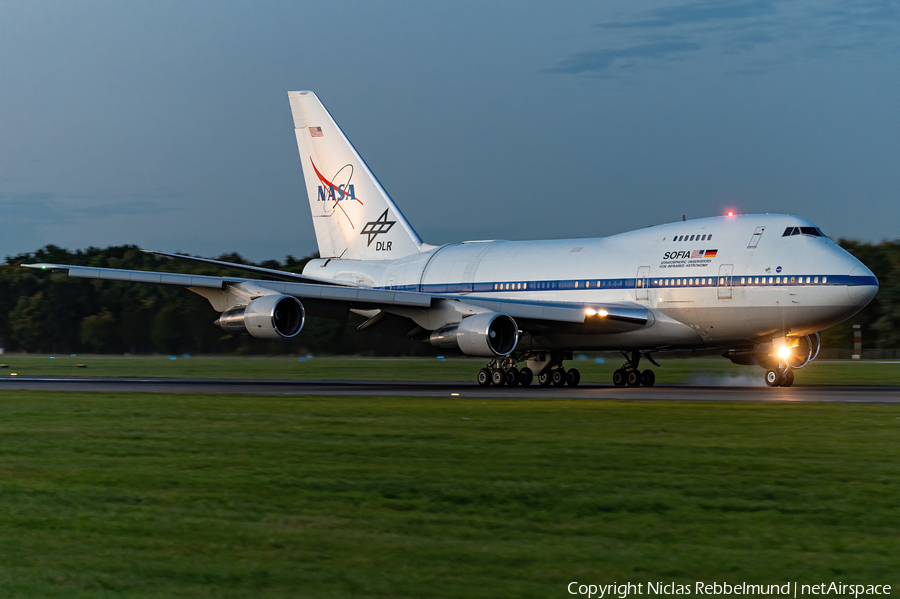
[519,367,534,386]
[505,367,520,387]
[477,368,491,386]
[626,370,641,386]
[566,368,581,387]
[491,369,506,386]
[551,368,567,387]
[538,371,552,386]
[765,369,782,387]
[613,369,626,387]
[781,369,794,387]
[641,369,655,387]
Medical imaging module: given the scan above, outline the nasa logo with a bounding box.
[310,159,365,228]
[361,209,396,249]
[317,183,356,203]
[776,266,783,273]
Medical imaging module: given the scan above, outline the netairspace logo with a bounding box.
[567,581,892,598]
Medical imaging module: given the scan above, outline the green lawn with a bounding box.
[0,392,897,597]
[1,354,900,385]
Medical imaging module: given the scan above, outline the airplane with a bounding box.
[25,91,879,388]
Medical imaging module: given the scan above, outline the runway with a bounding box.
[2,376,900,403]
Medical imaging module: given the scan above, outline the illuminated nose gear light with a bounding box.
[776,346,792,360]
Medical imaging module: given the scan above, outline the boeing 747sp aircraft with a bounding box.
[26,91,878,387]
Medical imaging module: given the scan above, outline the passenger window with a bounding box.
[689,235,694,241]
[754,277,759,284]
[791,277,796,284]
[814,276,818,284]
[741,277,745,284]
[769,277,773,284]
[708,235,712,241]
[823,277,827,283]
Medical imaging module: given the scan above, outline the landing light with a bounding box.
[598,309,608,317]
[585,308,597,316]
[776,346,792,360]
[585,308,609,317]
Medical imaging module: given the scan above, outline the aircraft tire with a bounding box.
[538,371,552,386]
[626,370,641,386]
[613,369,626,386]
[566,368,581,386]
[641,369,656,387]
[505,367,520,387]
[765,369,782,387]
[781,369,794,387]
[519,367,534,386]
[551,368,567,387]
[477,368,491,386]
[491,369,506,386]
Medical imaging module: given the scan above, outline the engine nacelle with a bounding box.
[428,312,518,357]
[215,294,305,339]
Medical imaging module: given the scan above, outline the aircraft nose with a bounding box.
[848,265,878,307]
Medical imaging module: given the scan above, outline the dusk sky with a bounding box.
[1,1,897,262]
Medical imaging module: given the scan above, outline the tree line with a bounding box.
[0,241,896,355]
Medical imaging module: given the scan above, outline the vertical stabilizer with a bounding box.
[288,91,424,260]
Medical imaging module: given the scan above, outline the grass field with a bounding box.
[0,391,898,597]
[2,354,900,385]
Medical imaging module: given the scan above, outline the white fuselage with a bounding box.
[303,214,878,351]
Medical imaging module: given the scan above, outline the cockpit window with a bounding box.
[783,226,825,237]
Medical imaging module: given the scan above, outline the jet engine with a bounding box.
[428,312,518,357]
[786,333,821,369]
[215,294,305,339]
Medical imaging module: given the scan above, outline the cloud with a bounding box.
[550,0,900,78]
[0,190,184,223]
[596,0,778,30]
[549,41,702,75]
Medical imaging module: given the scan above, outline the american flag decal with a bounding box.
[691,249,703,259]
[309,126,323,138]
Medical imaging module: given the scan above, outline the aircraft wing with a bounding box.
[22,263,651,336]
[139,250,344,285]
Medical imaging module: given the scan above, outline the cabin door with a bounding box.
[717,264,734,299]
[636,266,651,300]
[748,226,765,248]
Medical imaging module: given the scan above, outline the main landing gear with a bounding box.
[612,351,657,387]
[476,352,580,387]
[765,363,794,387]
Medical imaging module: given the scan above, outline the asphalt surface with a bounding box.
[2,376,900,403]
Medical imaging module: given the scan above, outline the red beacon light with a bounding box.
[726,210,735,218]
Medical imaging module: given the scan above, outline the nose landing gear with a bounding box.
[765,364,794,387]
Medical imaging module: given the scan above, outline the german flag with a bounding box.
[704,249,718,258]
